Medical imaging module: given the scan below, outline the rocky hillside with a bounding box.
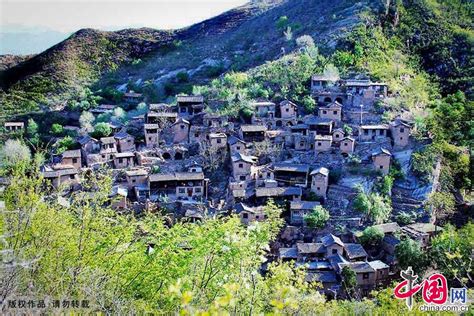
[0,0,375,115]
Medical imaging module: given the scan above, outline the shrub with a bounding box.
[91,122,112,139]
[304,206,330,229]
[50,123,64,136]
[359,226,384,247]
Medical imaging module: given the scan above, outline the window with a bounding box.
[400,137,403,140]
[333,110,338,115]
[72,158,78,163]
[332,249,338,254]
[132,179,136,183]
[149,137,152,141]
[285,108,289,112]
[317,187,320,191]
[118,158,123,163]
[239,175,246,181]
[69,175,75,180]
[242,213,248,219]
[259,174,263,179]
[317,142,322,146]
[380,165,384,169]
[335,134,339,138]
[300,142,304,146]
[180,107,187,113]
[102,154,106,159]
[364,129,369,135]
[323,110,327,114]
[400,127,405,133]
[217,139,221,144]
[180,125,185,129]
[363,273,369,279]
[178,188,185,194]
[109,144,114,149]
[194,133,199,137]
[239,163,243,168]
[236,146,240,150]
[344,142,348,146]
[195,187,202,193]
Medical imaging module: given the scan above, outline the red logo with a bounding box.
[394,267,448,310]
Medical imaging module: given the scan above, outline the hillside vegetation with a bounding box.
[0,0,373,116]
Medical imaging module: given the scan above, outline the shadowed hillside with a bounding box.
[0,0,373,115]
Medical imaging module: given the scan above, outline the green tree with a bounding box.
[26,118,39,146]
[304,205,330,229]
[425,191,456,224]
[50,123,64,136]
[359,226,384,247]
[341,266,357,299]
[395,239,429,275]
[79,111,95,132]
[91,122,112,138]
[430,223,473,287]
[0,140,31,172]
[353,190,392,224]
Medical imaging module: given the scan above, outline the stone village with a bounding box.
[5,75,442,298]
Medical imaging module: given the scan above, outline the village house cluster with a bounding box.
[5,74,439,297]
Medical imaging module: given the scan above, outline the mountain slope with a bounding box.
[0,0,374,115]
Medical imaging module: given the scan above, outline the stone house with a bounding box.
[189,126,207,144]
[228,136,247,155]
[123,91,143,104]
[144,124,160,148]
[340,137,355,154]
[359,125,389,142]
[177,95,204,117]
[319,101,342,122]
[273,163,309,187]
[113,152,135,169]
[305,116,334,135]
[310,75,334,92]
[368,260,390,285]
[254,164,274,186]
[279,100,298,119]
[100,137,118,161]
[314,135,333,152]
[148,172,205,200]
[125,169,148,189]
[114,131,136,153]
[310,167,329,198]
[291,124,309,136]
[203,113,228,128]
[208,132,227,149]
[321,234,345,257]
[234,203,266,225]
[338,262,376,295]
[401,223,442,248]
[255,186,302,202]
[343,243,368,261]
[371,148,391,175]
[58,149,82,169]
[294,134,311,151]
[4,122,24,132]
[296,243,326,261]
[77,135,100,156]
[146,112,177,126]
[332,128,345,143]
[110,185,128,210]
[171,118,190,143]
[290,201,321,225]
[231,153,257,182]
[239,125,267,142]
[42,166,79,189]
[390,120,411,147]
[252,101,276,119]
